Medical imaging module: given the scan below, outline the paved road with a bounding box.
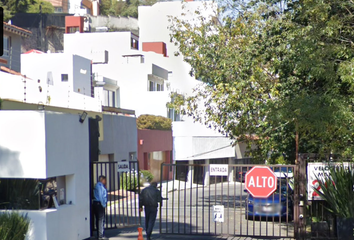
[102,181,294,240]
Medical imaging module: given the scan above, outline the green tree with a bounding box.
[1,0,34,14]
[169,0,354,163]
[137,115,172,130]
[0,2,12,21]
[100,0,159,18]
[27,0,54,13]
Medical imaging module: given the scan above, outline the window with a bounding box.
[148,81,155,91]
[69,27,79,33]
[3,36,11,57]
[131,38,139,50]
[55,7,63,12]
[61,74,69,82]
[168,108,181,121]
[129,152,136,161]
[157,83,164,91]
[103,89,116,107]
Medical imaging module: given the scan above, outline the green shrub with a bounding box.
[0,179,39,210]
[137,115,172,130]
[140,170,154,183]
[120,173,138,191]
[314,163,354,218]
[0,212,30,240]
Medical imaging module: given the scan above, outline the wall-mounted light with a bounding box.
[95,115,102,121]
[79,111,88,123]
[37,104,45,110]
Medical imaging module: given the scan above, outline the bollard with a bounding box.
[138,227,144,240]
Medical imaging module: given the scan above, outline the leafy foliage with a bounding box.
[137,114,172,130]
[314,164,354,218]
[169,0,354,162]
[1,0,53,16]
[0,212,30,240]
[0,179,40,210]
[120,173,138,191]
[140,170,154,183]
[0,2,12,21]
[100,0,159,18]
[27,0,54,13]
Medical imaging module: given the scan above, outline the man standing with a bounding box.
[139,182,162,240]
[93,176,107,240]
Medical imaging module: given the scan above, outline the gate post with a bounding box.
[204,159,210,186]
[294,154,307,239]
[187,160,194,186]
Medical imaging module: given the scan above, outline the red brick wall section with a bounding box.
[65,16,84,33]
[137,129,173,170]
[142,42,167,57]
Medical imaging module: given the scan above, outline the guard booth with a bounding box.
[159,162,298,239]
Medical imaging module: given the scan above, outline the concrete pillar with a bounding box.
[228,157,234,182]
[187,160,194,187]
[204,159,210,186]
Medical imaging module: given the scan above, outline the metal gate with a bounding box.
[159,163,297,239]
[90,161,141,232]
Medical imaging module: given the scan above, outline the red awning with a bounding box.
[24,49,45,54]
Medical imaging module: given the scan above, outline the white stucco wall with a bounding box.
[0,111,90,240]
[0,111,47,178]
[172,120,236,161]
[64,32,171,117]
[0,57,101,112]
[99,114,137,162]
[138,1,216,96]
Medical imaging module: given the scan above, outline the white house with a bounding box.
[0,23,138,239]
[64,29,172,117]
[0,110,91,240]
[138,1,250,184]
[1,22,32,73]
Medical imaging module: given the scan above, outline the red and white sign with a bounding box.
[245,166,278,198]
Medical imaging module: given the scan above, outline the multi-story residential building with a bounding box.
[138,1,251,184]
[1,22,32,73]
[0,22,138,240]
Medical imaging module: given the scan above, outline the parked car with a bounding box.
[245,181,294,221]
[271,166,294,179]
[236,167,248,182]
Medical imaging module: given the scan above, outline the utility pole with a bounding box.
[39,4,44,51]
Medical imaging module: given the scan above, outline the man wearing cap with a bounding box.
[139,182,162,240]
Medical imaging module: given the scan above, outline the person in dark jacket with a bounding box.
[139,182,162,240]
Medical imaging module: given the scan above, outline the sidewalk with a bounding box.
[103,227,272,240]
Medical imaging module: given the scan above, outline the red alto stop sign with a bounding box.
[245,166,278,198]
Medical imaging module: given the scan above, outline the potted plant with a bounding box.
[314,163,354,240]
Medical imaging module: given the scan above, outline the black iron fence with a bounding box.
[90,161,141,231]
[159,163,296,239]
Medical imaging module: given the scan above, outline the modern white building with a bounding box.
[64,29,173,117]
[0,22,138,240]
[0,110,91,240]
[138,0,251,184]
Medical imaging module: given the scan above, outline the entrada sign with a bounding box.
[210,164,228,176]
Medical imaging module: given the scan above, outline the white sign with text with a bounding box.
[210,164,229,176]
[307,162,351,200]
[213,205,224,222]
[117,162,130,173]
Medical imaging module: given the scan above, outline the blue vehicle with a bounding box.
[245,182,294,221]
